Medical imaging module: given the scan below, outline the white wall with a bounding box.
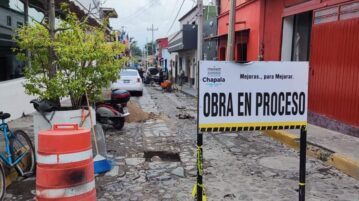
[170,52,178,79]
[179,8,197,26]
[0,78,35,120]
[161,48,170,69]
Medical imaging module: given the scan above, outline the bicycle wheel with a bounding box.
[0,164,5,201]
[10,130,36,177]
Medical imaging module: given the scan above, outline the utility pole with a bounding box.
[197,0,204,89]
[226,0,236,61]
[197,0,203,62]
[24,0,29,24]
[147,24,158,56]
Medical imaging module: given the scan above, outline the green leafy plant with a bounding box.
[15,8,127,108]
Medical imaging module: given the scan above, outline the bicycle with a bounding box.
[0,112,36,200]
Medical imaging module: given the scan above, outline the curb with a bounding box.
[179,89,197,98]
[263,130,359,180]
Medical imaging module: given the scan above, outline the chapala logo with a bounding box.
[202,67,225,87]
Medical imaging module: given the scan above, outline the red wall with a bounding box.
[263,0,284,61]
[309,18,359,127]
[157,38,168,49]
[217,0,359,128]
[218,0,261,61]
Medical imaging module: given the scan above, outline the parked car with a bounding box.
[143,67,160,84]
[111,69,143,96]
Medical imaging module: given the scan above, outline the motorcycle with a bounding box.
[95,89,130,130]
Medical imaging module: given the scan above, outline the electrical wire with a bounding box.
[163,0,180,30]
[120,0,158,21]
[167,0,186,34]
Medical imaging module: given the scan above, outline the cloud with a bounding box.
[104,0,205,47]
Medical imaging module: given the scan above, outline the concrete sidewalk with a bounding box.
[178,86,359,180]
[178,84,197,97]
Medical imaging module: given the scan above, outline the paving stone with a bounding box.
[171,167,185,177]
[151,155,162,162]
[126,158,145,166]
[155,173,172,181]
[105,166,119,177]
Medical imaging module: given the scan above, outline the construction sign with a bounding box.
[198,61,309,132]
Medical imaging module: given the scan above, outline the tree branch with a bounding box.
[54,27,72,33]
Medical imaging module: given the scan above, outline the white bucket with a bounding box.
[33,107,96,157]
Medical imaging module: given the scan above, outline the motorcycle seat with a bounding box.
[0,112,10,120]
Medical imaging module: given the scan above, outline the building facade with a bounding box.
[217,0,359,135]
[155,37,170,71]
[168,5,218,88]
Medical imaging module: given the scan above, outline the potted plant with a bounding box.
[14,5,127,148]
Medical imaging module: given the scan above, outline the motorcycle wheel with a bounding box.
[111,117,125,130]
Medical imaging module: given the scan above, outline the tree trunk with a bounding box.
[48,0,61,105]
[48,0,56,77]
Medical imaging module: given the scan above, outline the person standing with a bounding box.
[179,68,185,87]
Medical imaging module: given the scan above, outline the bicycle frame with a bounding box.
[0,120,29,167]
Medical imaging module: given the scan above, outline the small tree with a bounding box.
[15,8,127,108]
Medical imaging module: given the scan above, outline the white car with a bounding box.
[111,69,143,96]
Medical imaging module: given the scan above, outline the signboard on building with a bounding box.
[198,61,309,132]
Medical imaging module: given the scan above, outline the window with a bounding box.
[17,22,23,28]
[236,43,247,62]
[6,16,12,26]
[120,70,138,76]
[219,47,226,61]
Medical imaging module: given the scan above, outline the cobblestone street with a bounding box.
[5,86,359,201]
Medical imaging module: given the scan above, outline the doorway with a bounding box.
[281,11,313,61]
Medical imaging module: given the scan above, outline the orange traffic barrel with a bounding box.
[36,124,96,201]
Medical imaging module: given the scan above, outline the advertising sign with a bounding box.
[199,61,309,132]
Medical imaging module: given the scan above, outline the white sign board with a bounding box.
[199,61,309,132]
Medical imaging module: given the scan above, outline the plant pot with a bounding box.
[33,107,96,157]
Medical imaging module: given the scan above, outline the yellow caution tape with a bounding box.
[192,184,197,197]
[192,183,207,201]
[199,122,307,132]
[192,145,207,200]
[197,145,203,176]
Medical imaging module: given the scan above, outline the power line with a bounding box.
[167,0,185,34]
[120,0,157,21]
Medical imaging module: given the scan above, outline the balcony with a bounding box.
[168,24,197,52]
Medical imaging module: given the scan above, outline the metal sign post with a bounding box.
[196,133,203,201]
[299,128,307,201]
[194,59,204,201]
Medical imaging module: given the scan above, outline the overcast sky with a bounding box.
[103,0,214,48]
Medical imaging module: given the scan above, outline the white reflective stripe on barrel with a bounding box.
[37,149,93,164]
[36,180,95,198]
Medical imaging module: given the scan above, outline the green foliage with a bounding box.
[145,42,155,55]
[130,41,142,57]
[15,9,128,107]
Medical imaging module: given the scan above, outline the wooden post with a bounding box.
[226,0,236,61]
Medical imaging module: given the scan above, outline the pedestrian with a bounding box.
[179,69,185,87]
[159,68,164,84]
[138,67,144,80]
